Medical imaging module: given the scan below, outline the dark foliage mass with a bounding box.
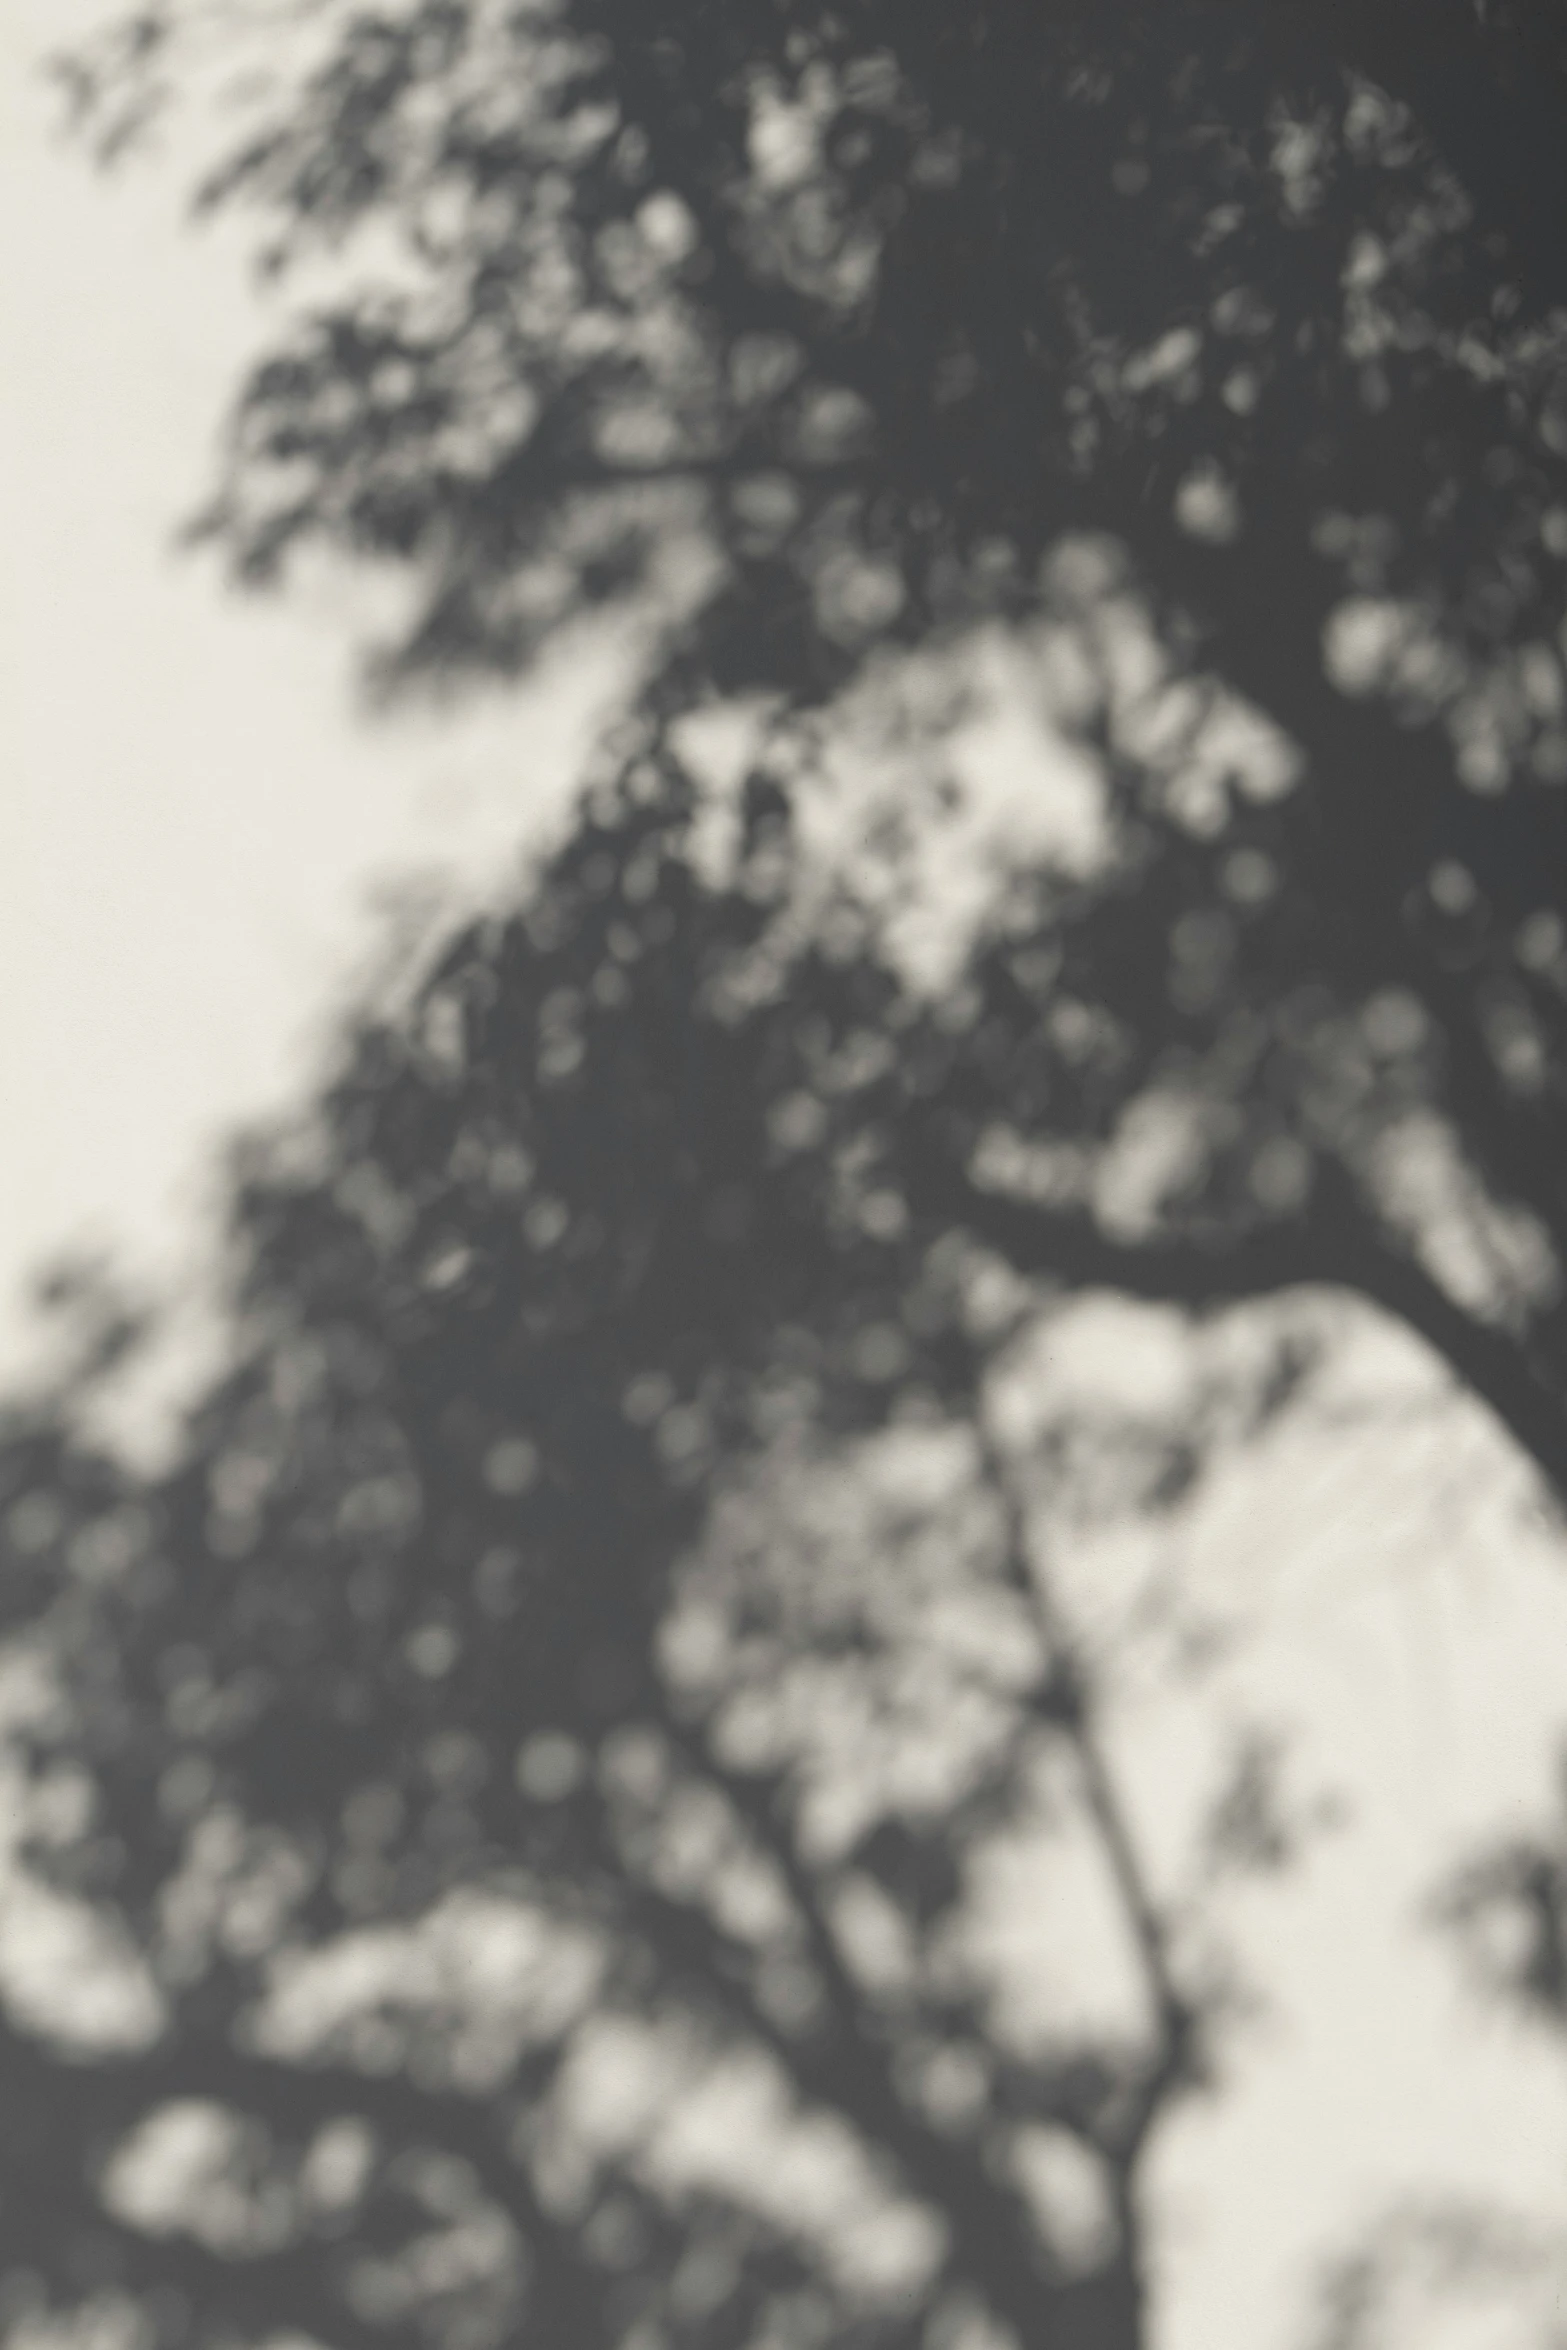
[5,4,1567,2348]
[2,772,1324,2350]
[54,0,1567,1497]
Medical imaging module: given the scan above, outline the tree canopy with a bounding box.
[53,0,1567,1500]
[5,6,1567,2350]
[3,768,1361,2350]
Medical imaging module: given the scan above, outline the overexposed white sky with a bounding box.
[2,11,1565,2348]
[0,0,620,1394]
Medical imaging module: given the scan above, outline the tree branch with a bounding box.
[976,1430,1194,2166]
[637,1724,1080,2347]
[910,1143,1566,1506]
[0,2010,607,2343]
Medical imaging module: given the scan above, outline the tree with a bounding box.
[51,0,1567,1497]
[1,773,1330,2350]
[8,7,1566,2346]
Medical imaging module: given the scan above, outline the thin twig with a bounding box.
[973,1413,1191,2157]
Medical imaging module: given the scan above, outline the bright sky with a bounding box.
[1,11,1565,2348]
[0,0,619,1398]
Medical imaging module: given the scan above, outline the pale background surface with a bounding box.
[2,11,1564,2345]
[1,0,616,1404]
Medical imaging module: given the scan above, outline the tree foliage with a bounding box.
[53,0,1567,1498]
[6,5,1567,2348]
[1,772,1334,2350]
